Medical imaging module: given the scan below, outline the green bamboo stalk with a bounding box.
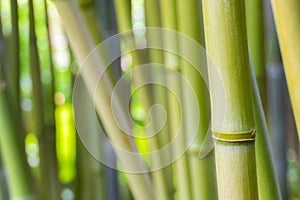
[75,78,106,200]
[202,0,258,199]
[0,4,34,199]
[4,0,20,115]
[271,0,300,141]
[144,0,174,198]
[52,1,156,199]
[176,0,217,199]
[114,0,171,199]
[245,0,266,109]
[0,158,9,200]
[28,0,61,199]
[159,0,191,199]
[265,64,286,199]
[0,77,34,199]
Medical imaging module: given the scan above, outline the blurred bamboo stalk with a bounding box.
[159,0,192,199]
[75,0,120,199]
[0,1,34,198]
[114,0,171,199]
[144,0,174,198]
[0,78,34,199]
[271,0,300,140]
[176,0,217,199]
[75,76,106,200]
[245,0,266,110]
[52,1,156,199]
[267,64,288,199]
[4,0,21,115]
[202,0,258,199]
[28,0,61,199]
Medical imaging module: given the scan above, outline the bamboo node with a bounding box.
[212,130,256,142]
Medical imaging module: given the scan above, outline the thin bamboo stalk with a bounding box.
[114,0,170,199]
[75,77,106,200]
[245,0,266,109]
[0,4,34,199]
[75,1,119,199]
[202,0,258,199]
[29,0,61,199]
[271,0,300,140]
[267,64,287,199]
[144,0,174,198]
[0,81,34,199]
[176,0,217,199]
[159,0,191,199]
[52,1,156,199]
[0,158,9,200]
[4,0,21,115]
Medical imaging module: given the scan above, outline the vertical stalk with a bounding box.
[4,0,20,114]
[159,0,191,199]
[144,0,174,198]
[0,79,34,199]
[114,0,170,199]
[53,1,156,199]
[0,3,34,199]
[267,64,287,199]
[176,0,217,199]
[29,0,60,199]
[202,0,258,199]
[245,0,266,109]
[271,0,300,140]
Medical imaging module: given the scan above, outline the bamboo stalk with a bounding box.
[245,0,266,109]
[159,0,191,199]
[176,0,217,199]
[271,0,300,140]
[28,0,60,199]
[4,0,21,115]
[144,0,174,198]
[75,77,106,200]
[202,0,258,199]
[0,79,34,199]
[75,0,120,199]
[52,1,156,199]
[0,4,34,199]
[114,0,171,199]
[266,64,287,199]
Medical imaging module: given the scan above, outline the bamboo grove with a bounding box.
[0,0,299,199]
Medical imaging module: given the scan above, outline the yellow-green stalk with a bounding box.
[271,0,300,140]
[114,0,171,199]
[245,0,266,109]
[144,0,174,198]
[202,0,258,199]
[159,0,191,199]
[251,66,282,200]
[52,1,156,199]
[176,0,218,199]
[0,76,33,199]
[29,0,61,198]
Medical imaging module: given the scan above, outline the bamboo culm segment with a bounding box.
[202,0,259,199]
[215,141,258,200]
